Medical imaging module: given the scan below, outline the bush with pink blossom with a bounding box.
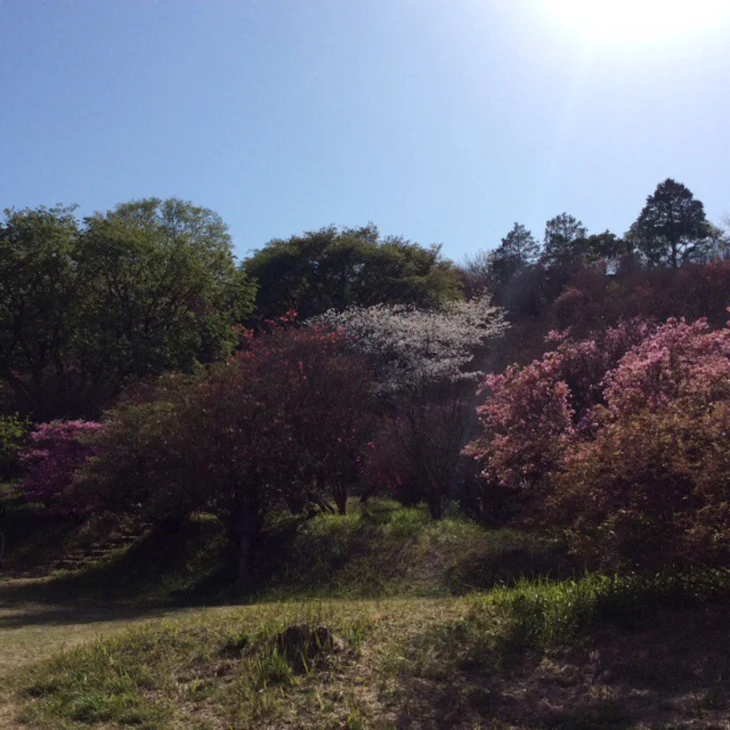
[18,420,103,516]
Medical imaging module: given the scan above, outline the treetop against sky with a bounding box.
[2,0,729,261]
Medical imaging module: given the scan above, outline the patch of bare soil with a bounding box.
[390,605,730,729]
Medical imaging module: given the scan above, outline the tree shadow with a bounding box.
[445,543,580,594]
[386,604,730,729]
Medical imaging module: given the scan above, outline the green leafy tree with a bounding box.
[581,231,630,266]
[79,198,255,380]
[244,224,462,320]
[627,179,713,268]
[0,206,83,418]
[0,414,29,480]
[463,223,540,295]
[493,222,540,277]
[0,200,256,419]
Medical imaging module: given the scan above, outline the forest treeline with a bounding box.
[3,177,730,584]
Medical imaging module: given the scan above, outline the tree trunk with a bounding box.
[427,491,443,520]
[333,485,347,515]
[237,533,253,590]
[231,505,262,592]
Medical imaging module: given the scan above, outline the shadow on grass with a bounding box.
[0,515,236,613]
[387,591,730,729]
[0,602,179,629]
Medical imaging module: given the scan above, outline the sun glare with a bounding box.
[543,0,730,46]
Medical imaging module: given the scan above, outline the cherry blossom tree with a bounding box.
[314,295,507,517]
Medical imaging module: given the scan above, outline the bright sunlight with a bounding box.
[543,0,730,46]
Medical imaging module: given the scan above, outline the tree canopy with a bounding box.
[244,224,463,320]
[627,178,714,268]
[0,199,256,419]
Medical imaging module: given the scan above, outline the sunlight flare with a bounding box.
[543,0,730,45]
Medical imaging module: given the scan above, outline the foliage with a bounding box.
[553,319,730,570]
[467,223,541,293]
[82,322,375,584]
[471,315,730,571]
[556,404,730,571]
[315,296,506,517]
[0,413,29,480]
[17,420,103,516]
[0,205,82,419]
[80,198,256,376]
[541,212,588,268]
[244,224,463,320]
[467,319,652,495]
[627,178,714,268]
[0,200,256,420]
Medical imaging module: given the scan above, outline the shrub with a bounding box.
[554,404,730,571]
[18,420,103,516]
[466,320,651,498]
[470,316,730,571]
[552,319,730,571]
[0,413,29,480]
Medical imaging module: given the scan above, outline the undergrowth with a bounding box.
[260,499,573,600]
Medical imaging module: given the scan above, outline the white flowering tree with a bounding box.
[313,296,506,394]
[313,296,507,517]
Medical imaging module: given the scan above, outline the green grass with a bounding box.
[259,499,574,600]
[16,601,379,730]
[397,569,730,679]
[13,572,730,729]
[8,499,730,728]
[1,498,574,607]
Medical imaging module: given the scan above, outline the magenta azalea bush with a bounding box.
[468,316,730,571]
[18,420,103,516]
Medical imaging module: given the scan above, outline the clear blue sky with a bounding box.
[2,0,729,262]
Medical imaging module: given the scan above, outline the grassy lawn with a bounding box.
[3,499,730,729]
[4,573,730,729]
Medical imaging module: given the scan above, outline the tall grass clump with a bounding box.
[471,568,730,654]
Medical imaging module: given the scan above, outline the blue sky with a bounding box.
[2,0,729,262]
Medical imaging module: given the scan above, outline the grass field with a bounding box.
[2,499,730,729]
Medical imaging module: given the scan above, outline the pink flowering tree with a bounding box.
[470,314,730,570]
[466,319,651,497]
[18,420,104,516]
[554,318,730,570]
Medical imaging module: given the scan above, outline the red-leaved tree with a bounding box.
[82,319,375,587]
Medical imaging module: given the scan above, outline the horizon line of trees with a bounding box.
[3,176,730,586]
[2,177,725,422]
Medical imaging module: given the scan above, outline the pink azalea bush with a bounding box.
[468,316,730,571]
[466,319,651,493]
[18,420,103,516]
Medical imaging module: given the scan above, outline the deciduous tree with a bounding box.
[244,224,463,320]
